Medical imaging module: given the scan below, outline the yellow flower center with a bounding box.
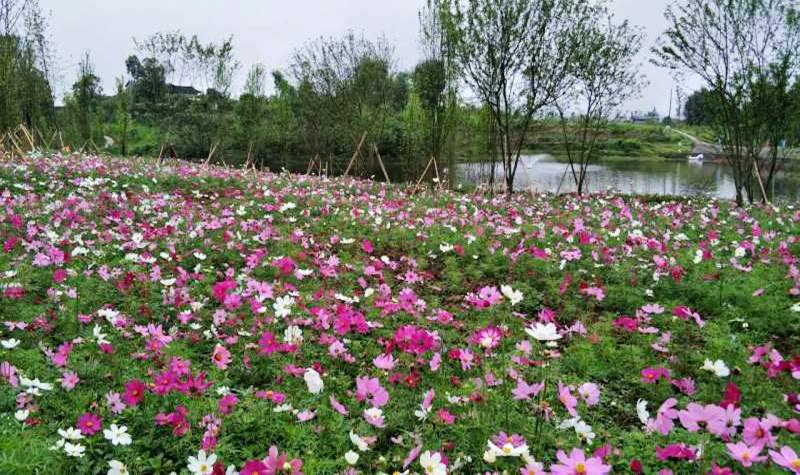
[199,464,208,472]
[792,460,800,469]
[576,463,587,474]
[502,444,513,454]
[741,452,750,461]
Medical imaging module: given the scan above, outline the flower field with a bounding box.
[1,154,799,474]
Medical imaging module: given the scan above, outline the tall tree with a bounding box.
[72,52,101,142]
[441,0,592,195]
[654,0,800,204]
[557,6,645,194]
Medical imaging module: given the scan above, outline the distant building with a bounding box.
[167,84,201,97]
[629,109,661,123]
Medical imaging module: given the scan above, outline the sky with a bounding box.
[40,0,702,116]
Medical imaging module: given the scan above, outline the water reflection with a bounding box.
[457,154,800,200]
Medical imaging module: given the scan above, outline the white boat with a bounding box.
[688,153,704,163]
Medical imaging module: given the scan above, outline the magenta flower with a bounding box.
[640,367,670,384]
[77,412,102,436]
[240,460,269,475]
[655,444,696,461]
[218,393,238,415]
[122,379,146,407]
[551,448,611,475]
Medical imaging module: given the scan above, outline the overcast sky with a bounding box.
[41,0,701,115]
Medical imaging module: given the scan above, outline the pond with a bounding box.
[456,154,800,201]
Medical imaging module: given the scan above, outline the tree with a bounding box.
[557,7,645,194]
[684,88,715,125]
[114,77,131,156]
[244,63,267,97]
[0,0,54,133]
[654,0,800,204]
[290,32,398,173]
[71,52,101,142]
[415,0,460,186]
[126,55,167,106]
[441,0,593,195]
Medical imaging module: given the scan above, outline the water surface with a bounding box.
[457,154,800,201]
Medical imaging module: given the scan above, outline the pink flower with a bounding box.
[329,395,349,415]
[742,417,778,447]
[258,331,282,355]
[558,382,578,417]
[551,448,611,475]
[263,445,303,474]
[512,379,544,401]
[708,405,740,439]
[373,353,396,370]
[355,376,389,408]
[106,391,125,414]
[61,371,79,391]
[578,383,600,406]
[211,344,231,370]
[654,398,679,435]
[470,325,503,352]
[725,442,766,468]
[1,361,19,387]
[769,446,800,473]
[77,412,102,436]
[437,408,455,425]
[678,403,725,433]
[363,407,385,427]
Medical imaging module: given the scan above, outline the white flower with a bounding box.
[103,424,132,446]
[273,295,294,318]
[187,449,217,475]
[283,325,303,345]
[107,460,130,475]
[486,440,528,458]
[64,442,86,458]
[350,431,370,451]
[439,243,454,253]
[636,399,650,425]
[702,359,730,377]
[791,302,800,313]
[57,427,84,440]
[734,247,746,258]
[1,338,20,349]
[345,450,360,465]
[14,409,29,421]
[574,419,596,445]
[525,322,562,342]
[420,450,447,475]
[500,285,523,306]
[304,368,324,394]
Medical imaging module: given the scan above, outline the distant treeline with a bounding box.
[3,0,800,201]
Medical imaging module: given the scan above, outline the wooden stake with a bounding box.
[343,131,367,177]
[415,156,435,190]
[306,154,319,175]
[753,160,769,203]
[374,145,391,183]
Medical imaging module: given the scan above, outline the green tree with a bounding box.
[71,52,101,143]
[654,0,800,204]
